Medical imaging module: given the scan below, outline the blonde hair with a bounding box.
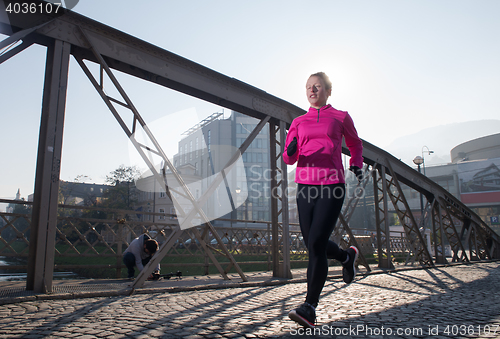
[309,72,332,91]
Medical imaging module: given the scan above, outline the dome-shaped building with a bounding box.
[402,133,500,234]
[451,133,500,163]
[417,133,500,231]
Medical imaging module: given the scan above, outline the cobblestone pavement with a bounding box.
[1,262,500,339]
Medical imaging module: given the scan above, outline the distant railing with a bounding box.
[1,199,441,279]
[0,199,309,278]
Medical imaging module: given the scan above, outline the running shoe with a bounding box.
[288,302,316,328]
[342,246,359,284]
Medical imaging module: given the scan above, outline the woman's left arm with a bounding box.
[283,120,299,165]
[343,113,363,168]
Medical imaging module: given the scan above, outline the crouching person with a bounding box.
[123,233,160,280]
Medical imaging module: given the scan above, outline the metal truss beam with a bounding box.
[466,220,490,261]
[384,161,433,267]
[71,27,257,289]
[278,121,292,278]
[373,166,395,269]
[440,195,496,261]
[269,120,292,278]
[435,198,468,263]
[0,32,34,64]
[430,201,448,264]
[26,38,70,293]
[333,165,374,272]
[0,16,55,64]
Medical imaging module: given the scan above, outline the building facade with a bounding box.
[135,111,271,228]
[406,133,500,231]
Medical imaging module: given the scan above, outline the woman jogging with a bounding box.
[283,72,364,329]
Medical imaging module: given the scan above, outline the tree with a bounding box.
[102,165,140,211]
[105,165,140,186]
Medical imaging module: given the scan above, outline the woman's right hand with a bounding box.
[287,137,297,156]
[349,166,363,182]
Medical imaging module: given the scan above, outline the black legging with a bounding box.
[296,183,348,306]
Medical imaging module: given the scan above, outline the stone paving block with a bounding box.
[133,335,152,339]
[2,263,500,338]
[96,331,117,337]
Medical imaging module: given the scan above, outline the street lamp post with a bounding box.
[235,187,241,240]
[421,146,434,175]
[235,186,248,231]
[413,156,424,221]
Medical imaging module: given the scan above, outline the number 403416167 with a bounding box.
[5,2,62,14]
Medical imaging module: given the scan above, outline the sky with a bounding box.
[1,0,499,203]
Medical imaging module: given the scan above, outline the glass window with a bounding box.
[208,130,211,152]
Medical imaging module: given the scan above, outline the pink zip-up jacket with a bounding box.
[283,104,363,185]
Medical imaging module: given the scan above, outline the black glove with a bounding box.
[349,166,363,182]
[287,137,297,157]
[148,271,161,281]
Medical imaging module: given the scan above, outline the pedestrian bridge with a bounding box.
[1,0,499,296]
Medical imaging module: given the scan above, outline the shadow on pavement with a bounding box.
[7,263,500,338]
